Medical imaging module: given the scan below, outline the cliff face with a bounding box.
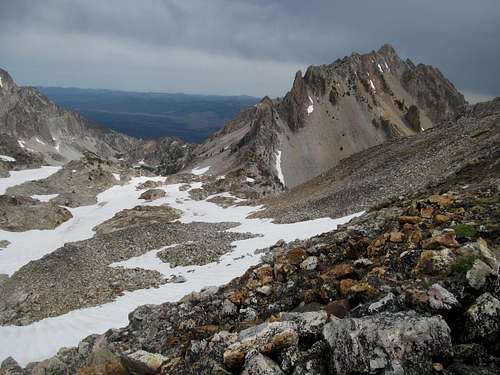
[188,44,467,191]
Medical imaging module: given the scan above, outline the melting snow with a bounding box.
[369,80,376,92]
[0,166,61,195]
[307,96,314,115]
[0,155,15,162]
[31,194,59,202]
[275,150,285,186]
[0,172,363,364]
[191,166,210,176]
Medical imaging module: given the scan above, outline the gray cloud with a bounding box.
[0,0,499,97]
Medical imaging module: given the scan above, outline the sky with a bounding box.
[0,0,499,100]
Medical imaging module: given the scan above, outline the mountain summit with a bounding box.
[188,44,466,191]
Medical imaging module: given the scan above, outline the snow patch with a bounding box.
[216,175,226,180]
[0,76,3,88]
[112,173,121,181]
[369,79,376,92]
[246,177,255,183]
[421,127,425,132]
[32,194,59,202]
[18,140,26,149]
[0,155,16,162]
[384,60,390,71]
[35,137,46,145]
[275,150,285,186]
[54,143,60,152]
[0,166,61,195]
[377,63,384,73]
[307,96,314,115]
[191,166,210,176]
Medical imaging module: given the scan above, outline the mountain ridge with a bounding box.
[186,44,466,192]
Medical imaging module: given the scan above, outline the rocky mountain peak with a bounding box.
[188,44,469,190]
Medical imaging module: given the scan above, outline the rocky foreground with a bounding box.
[2,173,498,374]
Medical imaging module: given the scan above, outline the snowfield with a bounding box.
[0,155,16,162]
[0,166,363,365]
[0,166,61,195]
[191,166,211,175]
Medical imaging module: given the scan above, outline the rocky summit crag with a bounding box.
[187,44,466,192]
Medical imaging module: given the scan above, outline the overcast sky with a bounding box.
[1,0,498,100]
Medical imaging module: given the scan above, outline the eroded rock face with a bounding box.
[0,195,72,231]
[323,311,452,375]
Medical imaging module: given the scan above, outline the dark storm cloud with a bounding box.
[0,0,498,98]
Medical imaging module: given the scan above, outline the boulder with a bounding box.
[128,350,168,371]
[241,351,284,375]
[428,283,459,310]
[139,189,166,201]
[466,259,493,289]
[0,357,23,375]
[300,256,318,271]
[323,311,452,375]
[465,293,500,348]
[223,321,299,369]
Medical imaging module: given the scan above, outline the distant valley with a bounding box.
[39,87,258,142]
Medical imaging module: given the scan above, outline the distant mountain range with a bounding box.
[39,87,259,143]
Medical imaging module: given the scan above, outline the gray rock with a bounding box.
[224,321,299,369]
[300,256,318,271]
[31,357,68,375]
[128,350,168,370]
[222,299,238,316]
[279,310,327,338]
[323,311,452,375]
[368,292,396,314]
[0,357,23,375]
[428,283,459,310]
[466,259,493,289]
[465,293,500,347]
[242,351,285,375]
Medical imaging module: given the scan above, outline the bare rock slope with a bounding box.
[255,97,500,223]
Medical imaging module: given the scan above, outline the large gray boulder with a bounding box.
[465,293,500,349]
[242,350,285,375]
[323,311,452,375]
